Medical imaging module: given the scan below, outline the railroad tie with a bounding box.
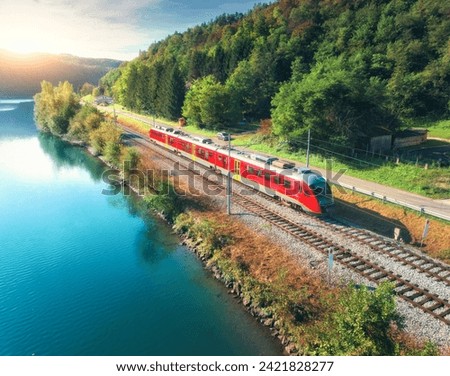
[439,308,450,318]
[397,286,414,295]
[407,292,424,300]
[427,302,444,312]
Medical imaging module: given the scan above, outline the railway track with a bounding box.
[231,194,450,326]
[251,190,450,286]
[120,126,450,326]
[324,220,450,286]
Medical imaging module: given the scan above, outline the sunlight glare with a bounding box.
[0,138,89,183]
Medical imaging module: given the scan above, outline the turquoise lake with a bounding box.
[0,100,281,356]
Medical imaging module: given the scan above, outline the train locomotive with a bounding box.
[149,127,334,214]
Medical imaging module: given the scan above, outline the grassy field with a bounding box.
[183,122,259,137]
[232,135,450,199]
[182,125,217,137]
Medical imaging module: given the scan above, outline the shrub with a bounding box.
[144,181,185,222]
[305,282,403,355]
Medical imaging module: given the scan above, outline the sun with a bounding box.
[2,27,62,55]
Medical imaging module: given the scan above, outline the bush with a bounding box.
[174,213,231,257]
[305,282,403,355]
[121,147,140,180]
[144,181,184,222]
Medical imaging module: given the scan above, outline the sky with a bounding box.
[0,0,264,61]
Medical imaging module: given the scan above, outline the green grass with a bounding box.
[232,135,450,199]
[407,118,450,139]
[107,105,179,127]
[182,125,217,137]
[183,122,260,136]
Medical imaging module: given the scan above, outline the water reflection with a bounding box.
[37,132,105,182]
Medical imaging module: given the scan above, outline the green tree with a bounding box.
[34,81,79,135]
[104,141,122,167]
[271,58,398,147]
[68,105,103,143]
[122,147,140,181]
[226,57,275,121]
[183,75,240,129]
[80,82,95,96]
[89,120,122,155]
[100,68,121,97]
[156,60,185,120]
[102,0,450,131]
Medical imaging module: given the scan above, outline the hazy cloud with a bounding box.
[0,0,161,59]
[0,0,262,60]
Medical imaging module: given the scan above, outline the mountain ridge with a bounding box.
[0,49,123,97]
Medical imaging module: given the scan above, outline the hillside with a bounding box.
[0,50,122,97]
[104,0,450,149]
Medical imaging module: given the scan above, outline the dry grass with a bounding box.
[333,188,450,263]
[188,209,334,316]
[105,113,150,135]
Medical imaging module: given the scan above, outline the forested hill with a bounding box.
[104,0,450,148]
[0,50,122,97]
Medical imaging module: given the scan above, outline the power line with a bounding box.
[310,138,394,159]
[291,139,384,167]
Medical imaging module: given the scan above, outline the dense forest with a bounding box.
[0,50,121,97]
[102,0,450,148]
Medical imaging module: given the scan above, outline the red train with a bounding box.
[149,127,334,214]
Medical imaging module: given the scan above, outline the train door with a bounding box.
[233,160,241,181]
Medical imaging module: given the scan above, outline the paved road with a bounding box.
[103,106,450,221]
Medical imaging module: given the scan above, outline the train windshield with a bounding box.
[307,175,334,207]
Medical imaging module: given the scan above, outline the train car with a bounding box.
[148,127,333,214]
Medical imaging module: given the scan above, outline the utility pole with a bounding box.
[306,128,311,168]
[112,101,117,126]
[226,134,231,215]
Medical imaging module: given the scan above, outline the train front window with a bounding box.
[309,184,324,196]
